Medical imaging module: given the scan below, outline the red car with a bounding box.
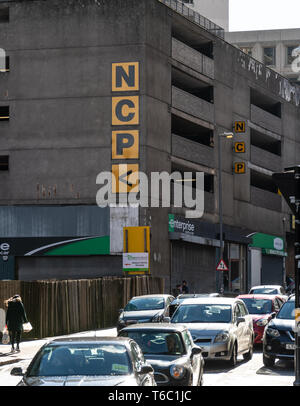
[237,294,285,344]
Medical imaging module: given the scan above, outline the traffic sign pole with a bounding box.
[294,166,300,386]
[272,166,300,386]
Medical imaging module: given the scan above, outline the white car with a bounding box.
[170,297,254,366]
[249,285,288,301]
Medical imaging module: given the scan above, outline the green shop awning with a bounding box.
[250,233,287,257]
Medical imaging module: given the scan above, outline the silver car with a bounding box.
[170,297,254,366]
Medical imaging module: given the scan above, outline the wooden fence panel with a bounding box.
[0,276,164,339]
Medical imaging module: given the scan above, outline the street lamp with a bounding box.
[218,132,234,293]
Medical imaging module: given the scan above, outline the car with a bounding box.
[117,294,174,332]
[286,277,295,295]
[118,323,204,386]
[262,295,296,367]
[170,297,254,366]
[169,293,221,317]
[237,294,285,344]
[10,337,156,386]
[249,285,288,301]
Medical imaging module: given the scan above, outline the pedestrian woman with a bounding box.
[4,295,28,353]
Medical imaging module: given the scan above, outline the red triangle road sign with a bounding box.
[216,259,229,271]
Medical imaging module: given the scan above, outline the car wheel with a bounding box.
[229,343,237,367]
[263,354,275,367]
[243,339,253,361]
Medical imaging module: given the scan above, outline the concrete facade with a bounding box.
[0,0,299,293]
[226,29,300,85]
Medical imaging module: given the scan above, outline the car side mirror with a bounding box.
[139,365,154,375]
[191,347,202,356]
[271,312,276,319]
[237,317,245,325]
[118,309,124,314]
[163,317,171,323]
[10,367,24,376]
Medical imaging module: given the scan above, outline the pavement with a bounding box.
[0,328,117,368]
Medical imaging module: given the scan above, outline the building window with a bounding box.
[0,8,9,23]
[0,56,9,73]
[241,47,252,57]
[0,106,9,120]
[182,0,194,4]
[263,47,276,66]
[286,45,300,65]
[0,156,9,171]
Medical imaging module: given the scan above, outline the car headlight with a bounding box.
[266,327,280,337]
[256,319,268,327]
[170,365,186,380]
[214,332,230,343]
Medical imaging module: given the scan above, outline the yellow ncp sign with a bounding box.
[111,62,140,193]
[234,162,246,174]
[234,121,246,133]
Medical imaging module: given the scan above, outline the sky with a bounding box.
[229,0,300,31]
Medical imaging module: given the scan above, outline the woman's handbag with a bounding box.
[1,327,10,344]
[22,322,33,333]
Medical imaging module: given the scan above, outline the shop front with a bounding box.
[249,232,287,288]
[168,214,220,293]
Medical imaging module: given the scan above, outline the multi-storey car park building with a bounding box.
[0,0,299,294]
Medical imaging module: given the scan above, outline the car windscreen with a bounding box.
[120,331,185,356]
[250,288,278,295]
[241,298,272,314]
[26,343,132,377]
[171,304,232,323]
[276,300,295,320]
[124,297,165,311]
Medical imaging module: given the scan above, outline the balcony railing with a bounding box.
[158,0,225,39]
[251,186,281,212]
[250,145,281,173]
[172,86,214,123]
[172,38,214,79]
[250,104,282,135]
[172,134,214,168]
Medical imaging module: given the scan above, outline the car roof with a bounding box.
[250,285,282,289]
[130,294,173,300]
[237,294,279,300]
[177,297,242,305]
[177,293,220,298]
[46,337,132,345]
[119,323,187,332]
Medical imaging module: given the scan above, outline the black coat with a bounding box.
[6,299,28,332]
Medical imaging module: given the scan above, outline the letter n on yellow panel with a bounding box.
[111,164,139,194]
[112,62,139,92]
[112,130,139,160]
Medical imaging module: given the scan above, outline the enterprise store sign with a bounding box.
[168,214,195,235]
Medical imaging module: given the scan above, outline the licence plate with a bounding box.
[286,344,296,350]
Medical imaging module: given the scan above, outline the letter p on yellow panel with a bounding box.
[112,62,139,92]
[112,130,139,159]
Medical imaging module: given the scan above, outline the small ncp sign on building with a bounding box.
[234,162,246,174]
[234,121,246,133]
